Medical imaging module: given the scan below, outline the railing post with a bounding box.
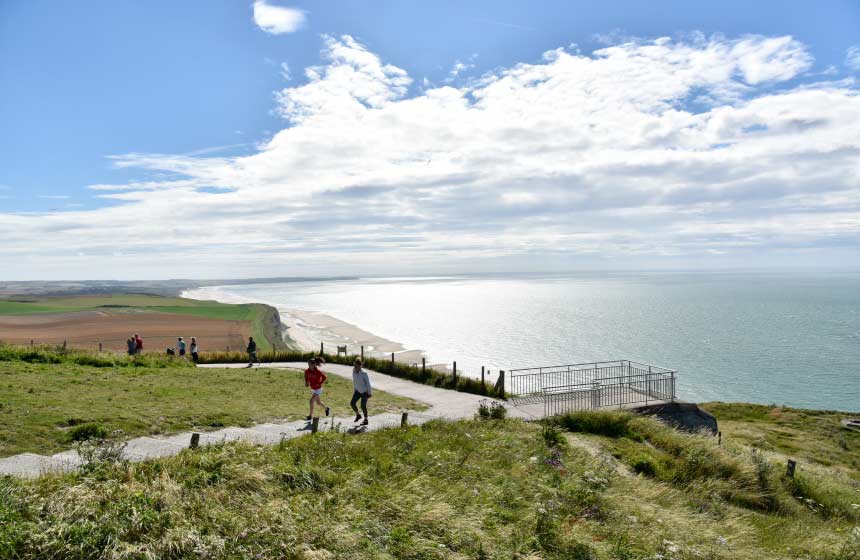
[670,371,676,402]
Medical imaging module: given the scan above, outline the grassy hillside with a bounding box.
[0,359,420,457]
[1,407,859,559]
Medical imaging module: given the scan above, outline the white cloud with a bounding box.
[3,33,860,279]
[847,46,860,70]
[252,0,306,35]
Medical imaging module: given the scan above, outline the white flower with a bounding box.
[627,515,639,523]
[529,456,538,463]
[716,536,728,546]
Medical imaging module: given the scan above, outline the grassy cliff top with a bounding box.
[1,405,859,559]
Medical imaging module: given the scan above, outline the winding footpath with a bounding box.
[0,362,538,478]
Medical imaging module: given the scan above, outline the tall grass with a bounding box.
[198,349,504,398]
[0,343,193,369]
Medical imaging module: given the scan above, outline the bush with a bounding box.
[0,343,193,369]
[630,454,658,477]
[553,410,641,439]
[477,399,507,419]
[68,423,109,442]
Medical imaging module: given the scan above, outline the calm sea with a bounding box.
[195,273,860,411]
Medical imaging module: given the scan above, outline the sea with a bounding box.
[186,272,860,411]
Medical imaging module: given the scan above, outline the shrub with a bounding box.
[553,410,641,439]
[68,423,108,442]
[0,343,194,369]
[477,399,507,420]
[630,454,658,477]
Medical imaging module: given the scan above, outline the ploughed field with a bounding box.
[0,294,282,352]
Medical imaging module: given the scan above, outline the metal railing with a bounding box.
[509,360,676,416]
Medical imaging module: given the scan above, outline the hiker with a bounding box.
[177,337,186,358]
[350,358,372,425]
[246,336,258,367]
[304,357,330,420]
[134,333,143,354]
[190,337,199,363]
[126,337,136,356]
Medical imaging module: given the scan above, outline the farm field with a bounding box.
[0,294,287,352]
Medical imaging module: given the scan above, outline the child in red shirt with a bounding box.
[305,357,330,420]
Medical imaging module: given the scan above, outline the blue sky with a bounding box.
[1,1,860,278]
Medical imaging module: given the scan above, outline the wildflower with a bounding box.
[627,515,638,524]
[716,536,728,546]
[529,456,538,463]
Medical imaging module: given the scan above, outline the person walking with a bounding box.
[246,336,258,367]
[134,333,143,355]
[177,337,186,359]
[350,358,372,425]
[190,337,199,363]
[126,337,136,356]
[304,357,330,420]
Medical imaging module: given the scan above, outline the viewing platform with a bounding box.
[507,360,676,417]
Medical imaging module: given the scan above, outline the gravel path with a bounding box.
[0,362,536,478]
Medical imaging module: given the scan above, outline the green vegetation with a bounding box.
[199,350,505,399]
[0,343,194,369]
[2,411,859,559]
[701,402,860,474]
[0,359,419,457]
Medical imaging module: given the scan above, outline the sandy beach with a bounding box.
[182,287,429,366]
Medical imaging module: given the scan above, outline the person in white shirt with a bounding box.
[350,358,372,425]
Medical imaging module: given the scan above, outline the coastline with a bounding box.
[181,286,428,365]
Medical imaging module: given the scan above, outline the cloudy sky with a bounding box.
[1,0,860,280]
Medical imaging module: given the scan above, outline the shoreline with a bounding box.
[181,286,429,366]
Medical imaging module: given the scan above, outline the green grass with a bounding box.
[0,294,289,351]
[0,360,420,457]
[701,402,860,474]
[199,350,504,399]
[0,343,194,369]
[2,415,859,559]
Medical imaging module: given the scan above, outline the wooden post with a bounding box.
[311,417,320,434]
[30,339,34,347]
[190,433,200,449]
[422,357,426,376]
[496,370,505,398]
[63,340,67,350]
[453,361,457,384]
[361,345,364,361]
[718,431,722,446]
[320,341,324,356]
[391,352,395,368]
[99,342,103,352]
[481,366,485,385]
[786,459,797,478]
[401,412,408,427]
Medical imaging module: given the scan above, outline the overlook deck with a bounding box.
[508,360,676,417]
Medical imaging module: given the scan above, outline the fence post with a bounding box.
[422,357,426,376]
[361,345,364,361]
[189,433,200,449]
[63,340,67,350]
[453,361,457,385]
[401,412,408,427]
[391,352,395,368]
[481,366,485,385]
[718,431,722,446]
[786,459,797,478]
[320,342,324,356]
[99,342,102,352]
[311,417,320,434]
[496,370,505,398]
[30,339,34,347]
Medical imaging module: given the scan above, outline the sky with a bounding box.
[1,1,860,280]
